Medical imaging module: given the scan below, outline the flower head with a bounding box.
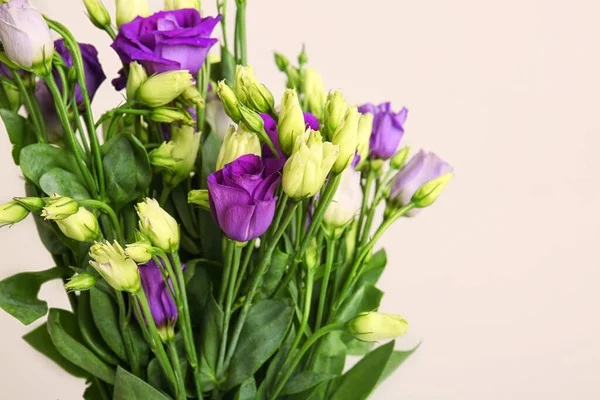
[89,240,141,293]
[323,167,362,230]
[0,200,29,227]
[278,89,305,157]
[136,198,180,253]
[216,125,261,170]
[358,102,408,160]
[347,312,409,342]
[55,207,100,242]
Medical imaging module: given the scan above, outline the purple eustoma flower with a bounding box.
[54,39,106,104]
[358,102,408,160]
[207,154,280,242]
[389,150,453,216]
[138,259,178,339]
[111,9,220,89]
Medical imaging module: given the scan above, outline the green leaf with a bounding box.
[23,319,89,378]
[198,132,223,260]
[0,109,35,164]
[39,167,91,199]
[90,287,128,361]
[198,291,223,391]
[47,308,116,384]
[358,249,386,287]
[334,284,383,324]
[77,291,120,365]
[256,325,296,400]
[147,358,170,394]
[235,376,257,400]
[341,331,374,356]
[20,143,84,187]
[102,134,152,209]
[171,182,199,238]
[187,265,211,327]
[0,266,63,325]
[329,341,395,400]
[225,299,294,389]
[83,382,104,400]
[378,344,421,385]
[281,371,336,395]
[310,331,347,376]
[258,248,288,298]
[114,366,171,400]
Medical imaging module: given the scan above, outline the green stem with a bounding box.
[115,291,140,377]
[217,0,230,50]
[223,201,300,369]
[315,236,335,330]
[158,185,172,207]
[11,70,46,143]
[237,2,248,65]
[93,377,110,400]
[104,24,117,41]
[167,341,187,400]
[44,73,97,195]
[219,241,235,305]
[355,170,375,249]
[270,323,345,399]
[78,200,123,243]
[233,239,255,299]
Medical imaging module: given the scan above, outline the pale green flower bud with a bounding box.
[216,80,242,122]
[323,168,362,231]
[41,194,79,221]
[164,0,201,11]
[274,52,289,72]
[89,240,142,293]
[188,189,210,211]
[298,45,308,66]
[216,125,261,170]
[282,130,339,199]
[303,67,326,119]
[278,89,305,157]
[347,312,409,342]
[412,172,453,209]
[126,61,148,100]
[13,197,44,213]
[234,65,274,113]
[330,106,360,173]
[149,141,179,169]
[116,0,150,28]
[0,201,29,227]
[137,71,194,108]
[286,68,301,89]
[237,105,265,136]
[390,146,411,170]
[304,238,319,270]
[83,0,111,29]
[64,273,97,292]
[136,198,180,253]
[323,91,347,139]
[150,108,194,125]
[165,124,201,186]
[125,240,153,264]
[55,207,100,242]
[179,86,205,109]
[356,113,374,168]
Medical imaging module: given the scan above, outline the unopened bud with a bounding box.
[323,91,347,140]
[347,312,408,342]
[116,0,150,28]
[41,194,79,221]
[64,273,97,292]
[216,80,241,122]
[137,71,194,108]
[136,198,180,253]
[164,0,201,10]
[179,86,205,108]
[150,108,194,125]
[278,89,305,157]
[13,197,44,213]
[83,0,111,29]
[274,52,290,72]
[0,201,29,227]
[215,125,261,170]
[330,106,360,173]
[55,207,100,242]
[188,189,210,210]
[149,141,179,169]
[125,240,153,264]
[89,240,141,293]
[126,61,148,99]
[390,146,411,170]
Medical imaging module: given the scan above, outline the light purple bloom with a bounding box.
[111,9,220,89]
[54,39,106,104]
[207,154,280,242]
[358,102,408,160]
[138,259,178,331]
[389,150,453,216]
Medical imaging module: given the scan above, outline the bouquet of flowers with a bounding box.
[0,0,453,399]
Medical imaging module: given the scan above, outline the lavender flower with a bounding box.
[207,154,280,242]
[358,102,408,160]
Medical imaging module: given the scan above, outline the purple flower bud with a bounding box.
[207,154,280,242]
[54,39,106,104]
[138,259,178,335]
[111,9,221,90]
[358,102,408,160]
[389,150,453,216]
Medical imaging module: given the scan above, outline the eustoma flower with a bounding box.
[207,154,280,242]
[111,8,220,89]
[358,102,408,160]
[0,0,53,74]
[138,259,178,342]
[347,312,409,342]
[388,150,453,216]
[89,240,141,293]
[260,112,319,159]
[323,167,362,230]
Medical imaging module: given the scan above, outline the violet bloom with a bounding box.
[138,259,178,341]
[358,102,408,160]
[54,39,106,104]
[207,154,280,242]
[111,9,220,89]
[389,150,453,216]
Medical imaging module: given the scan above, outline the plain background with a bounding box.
[0,0,599,398]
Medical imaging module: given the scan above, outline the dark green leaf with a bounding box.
[0,109,35,164]
[187,265,211,327]
[198,291,223,391]
[235,376,257,400]
[329,341,395,400]
[281,371,336,395]
[114,366,170,400]
[0,266,63,325]
[171,182,199,238]
[256,325,296,400]
[77,291,120,365]
[341,331,374,356]
[147,358,170,394]
[310,331,347,376]
[47,308,116,384]
[198,132,223,260]
[358,249,386,287]
[20,143,84,186]
[23,319,89,378]
[39,167,91,199]
[219,46,236,85]
[225,299,294,389]
[378,344,421,385]
[90,287,128,361]
[83,382,104,400]
[258,248,288,298]
[334,284,383,323]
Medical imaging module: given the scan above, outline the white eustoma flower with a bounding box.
[323,167,363,228]
[0,0,54,73]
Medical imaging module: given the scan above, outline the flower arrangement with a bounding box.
[0,0,453,399]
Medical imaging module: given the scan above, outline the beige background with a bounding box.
[0,0,599,398]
